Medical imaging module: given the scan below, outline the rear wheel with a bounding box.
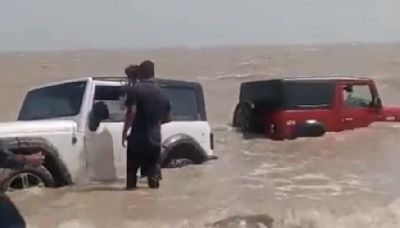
[161,142,207,169]
[290,120,326,139]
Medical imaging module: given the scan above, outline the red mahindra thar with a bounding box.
[232,76,400,140]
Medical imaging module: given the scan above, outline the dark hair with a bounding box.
[125,65,139,79]
[139,60,155,79]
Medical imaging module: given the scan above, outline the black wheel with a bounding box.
[1,137,72,188]
[287,133,298,140]
[165,158,194,168]
[291,120,326,139]
[161,141,207,169]
[0,166,55,192]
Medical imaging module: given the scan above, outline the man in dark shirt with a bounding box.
[122,60,171,190]
[0,141,44,228]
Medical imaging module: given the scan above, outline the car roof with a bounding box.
[282,76,371,82]
[28,76,202,92]
[242,76,372,85]
[92,76,202,88]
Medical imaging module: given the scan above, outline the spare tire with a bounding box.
[240,102,257,133]
[232,104,242,128]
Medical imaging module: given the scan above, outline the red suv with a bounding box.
[232,76,400,140]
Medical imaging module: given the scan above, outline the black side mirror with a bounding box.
[88,101,109,131]
[372,97,383,108]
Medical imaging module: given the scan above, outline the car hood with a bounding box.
[0,120,77,137]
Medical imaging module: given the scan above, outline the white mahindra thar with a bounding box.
[0,77,216,191]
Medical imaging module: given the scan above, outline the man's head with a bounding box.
[139,60,155,79]
[125,65,140,84]
[344,85,353,93]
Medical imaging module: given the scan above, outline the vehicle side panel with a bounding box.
[257,81,343,139]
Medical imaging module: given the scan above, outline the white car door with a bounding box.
[85,82,127,182]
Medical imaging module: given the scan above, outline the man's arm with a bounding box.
[122,106,136,139]
[0,144,44,169]
[122,88,138,146]
[0,149,26,169]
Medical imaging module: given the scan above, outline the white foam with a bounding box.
[275,183,343,193]
[215,73,252,80]
[241,184,265,189]
[292,173,331,181]
[249,163,277,176]
[236,60,257,66]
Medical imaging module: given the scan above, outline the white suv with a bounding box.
[0,77,216,191]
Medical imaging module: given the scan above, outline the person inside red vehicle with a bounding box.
[343,85,371,107]
[0,141,44,228]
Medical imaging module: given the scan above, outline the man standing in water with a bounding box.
[121,64,146,178]
[122,60,171,190]
[0,141,44,228]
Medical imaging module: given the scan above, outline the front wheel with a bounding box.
[0,166,55,192]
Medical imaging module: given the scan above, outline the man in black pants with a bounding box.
[122,60,171,189]
[0,141,44,228]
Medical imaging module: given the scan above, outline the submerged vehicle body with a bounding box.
[0,76,216,192]
[232,76,400,140]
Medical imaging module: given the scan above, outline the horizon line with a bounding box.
[1,40,400,53]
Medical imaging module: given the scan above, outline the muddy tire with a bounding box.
[165,158,194,168]
[160,137,208,168]
[1,137,72,188]
[0,166,55,192]
[291,120,326,139]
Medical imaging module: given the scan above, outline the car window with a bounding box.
[342,84,373,108]
[18,81,87,120]
[93,85,125,122]
[93,85,201,122]
[161,86,200,121]
[283,81,335,109]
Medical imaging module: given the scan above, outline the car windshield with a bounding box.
[18,81,87,120]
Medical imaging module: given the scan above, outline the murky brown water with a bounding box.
[2,44,400,227]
